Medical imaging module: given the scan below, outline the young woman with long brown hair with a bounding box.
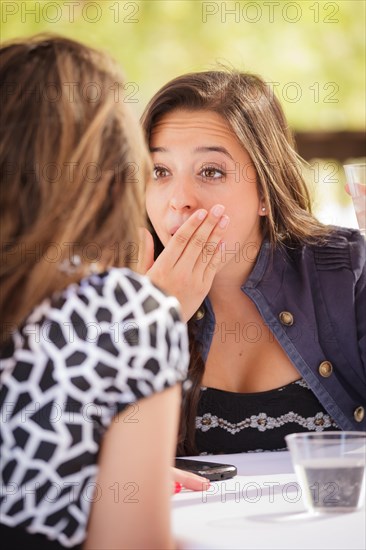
[139,71,366,456]
[0,35,192,549]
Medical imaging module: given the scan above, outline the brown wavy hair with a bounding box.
[0,35,150,345]
[141,70,332,455]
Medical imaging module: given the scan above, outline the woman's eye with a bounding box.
[200,166,225,180]
[153,165,169,179]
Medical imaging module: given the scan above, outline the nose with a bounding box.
[169,178,198,212]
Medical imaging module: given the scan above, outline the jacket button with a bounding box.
[195,307,205,321]
[279,311,294,326]
[354,406,365,422]
[318,361,333,377]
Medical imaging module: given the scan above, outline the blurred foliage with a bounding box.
[1,0,365,226]
[1,0,365,130]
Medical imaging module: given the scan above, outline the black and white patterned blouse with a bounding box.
[0,268,189,548]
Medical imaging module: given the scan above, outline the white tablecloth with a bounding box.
[172,451,366,550]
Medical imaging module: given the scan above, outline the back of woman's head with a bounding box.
[142,70,330,254]
[0,35,149,344]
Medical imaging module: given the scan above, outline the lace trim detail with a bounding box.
[294,378,310,389]
[196,411,339,434]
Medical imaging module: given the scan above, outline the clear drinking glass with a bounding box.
[285,432,366,514]
[343,163,366,237]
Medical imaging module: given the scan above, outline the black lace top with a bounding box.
[195,378,340,455]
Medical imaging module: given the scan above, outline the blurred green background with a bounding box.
[1,0,365,226]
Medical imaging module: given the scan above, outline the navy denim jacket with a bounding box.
[194,227,366,431]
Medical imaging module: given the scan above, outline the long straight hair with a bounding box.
[0,35,150,345]
[141,70,332,454]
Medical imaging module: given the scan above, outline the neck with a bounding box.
[209,238,263,309]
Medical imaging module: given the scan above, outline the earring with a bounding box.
[59,255,101,276]
[58,255,82,274]
[261,206,266,212]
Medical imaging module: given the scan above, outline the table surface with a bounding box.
[172,451,366,550]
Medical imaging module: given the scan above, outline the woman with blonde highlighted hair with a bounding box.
[140,70,366,456]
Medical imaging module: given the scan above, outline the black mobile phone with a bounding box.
[175,458,237,481]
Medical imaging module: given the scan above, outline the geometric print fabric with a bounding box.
[0,268,189,547]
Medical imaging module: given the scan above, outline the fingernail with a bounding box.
[219,215,229,229]
[212,204,225,217]
[197,209,207,220]
[174,482,182,494]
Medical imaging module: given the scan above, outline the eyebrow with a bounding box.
[150,145,234,161]
[150,147,167,154]
[194,146,234,161]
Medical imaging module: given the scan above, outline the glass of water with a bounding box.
[343,163,366,237]
[285,432,366,514]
